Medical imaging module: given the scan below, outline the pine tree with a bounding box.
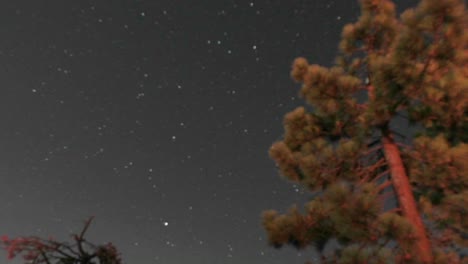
[262,0,467,263]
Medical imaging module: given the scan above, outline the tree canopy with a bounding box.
[262,0,467,263]
[1,217,122,264]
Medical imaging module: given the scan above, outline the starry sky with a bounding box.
[0,1,420,263]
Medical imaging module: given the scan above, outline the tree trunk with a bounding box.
[381,130,433,263]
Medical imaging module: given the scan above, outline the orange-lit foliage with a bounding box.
[1,217,122,264]
[263,0,467,263]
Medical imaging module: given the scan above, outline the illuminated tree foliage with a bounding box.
[1,217,122,264]
[262,0,467,263]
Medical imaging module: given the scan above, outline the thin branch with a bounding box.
[358,158,387,184]
[377,180,393,193]
[378,190,396,205]
[363,145,383,156]
[79,216,95,240]
[372,169,391,184]
[385,207,402,214]
[39,250,52,264]
[75,216,95,257]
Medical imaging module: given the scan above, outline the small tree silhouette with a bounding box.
[1,217,122,264]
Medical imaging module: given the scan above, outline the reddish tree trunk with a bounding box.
[381,131,433,263]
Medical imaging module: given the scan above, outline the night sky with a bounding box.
[0,1,420,263]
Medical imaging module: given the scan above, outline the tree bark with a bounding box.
[381,130,433,263]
